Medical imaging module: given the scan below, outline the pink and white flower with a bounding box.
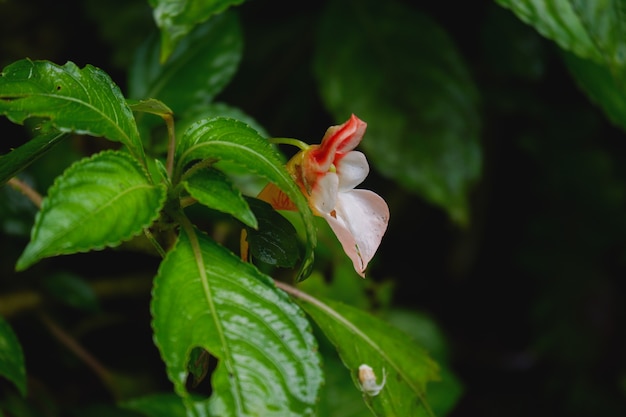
[258,114,389,277]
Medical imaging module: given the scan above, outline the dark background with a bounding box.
[1,0,626,416]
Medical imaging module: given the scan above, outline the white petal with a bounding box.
[337,151,369,191]
[310,172,338,215]
[322,189,389,277]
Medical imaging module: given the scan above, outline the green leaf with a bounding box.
[314,0,481,226]
[495,1,626,134]
[179,102,270,139]
[176,117,316,280]
[383,309,463,417]
[187,346,212,388]
[569,0,626,68]
[121,393,187,417]
[497,0,626,78]
[243,197,301,268]
[293,292,439,417]
[315,350,371,417]
[148,0,245,63]
[495,0,604,63]
[563,51,626,131]
[129,12,242,115]
[127,98,174,118]
[151,227,323,416]
[0,315,26,396]
[183,167,257,228]
[0,59,145,164]
[0,131,69,186]
[16,150,166,270]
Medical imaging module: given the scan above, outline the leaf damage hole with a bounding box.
[186,346,218,399]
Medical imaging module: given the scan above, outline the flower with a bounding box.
[257,114,389,277]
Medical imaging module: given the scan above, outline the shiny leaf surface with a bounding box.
[183,167,257,228]
[176,117,316,280]
[0,59,145,163]
[16,150,166,270]
[129,12,242,115]
[148,0,244,62]
[151,227,322,416]
[293,291,439,417]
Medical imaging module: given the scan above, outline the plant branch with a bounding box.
[0,273,153,318]
[38,312,115,395]
[8,177,43,208]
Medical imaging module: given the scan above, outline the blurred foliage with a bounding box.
[1,0,626,416]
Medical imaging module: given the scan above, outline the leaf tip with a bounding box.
[15,247,36,272]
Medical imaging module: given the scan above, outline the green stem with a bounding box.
[144,228,167,258]
[269,137,310,150]
[164,113,176,178]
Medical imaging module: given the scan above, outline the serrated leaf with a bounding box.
[121,393,187,417]
[151,227,323,416]
[569,0,626,69]
[0,131,69,186]
[563,51,626,131]
[148,0,245,62]
[243,197,301,268]
[0,315,26,396]
[292,292,439,417]
[180,102,270,139]
[176,117,316,280]
[183,167,257,228]
[129,12,242,115]
[495,0,604,63]
[314,0,481,226]
[0,59,145,163]
[499,0,626,133]
[178,103,272,196]
[16,150,166,270]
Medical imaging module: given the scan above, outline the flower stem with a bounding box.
[269,137,310,150]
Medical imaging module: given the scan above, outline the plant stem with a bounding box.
[0,274,153,318]
[144,228,166,258]
[8,177,43,208]
[180,196,197,208]
[269,137,310,150]
[164,112,176,178]
[38,312,116,396]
